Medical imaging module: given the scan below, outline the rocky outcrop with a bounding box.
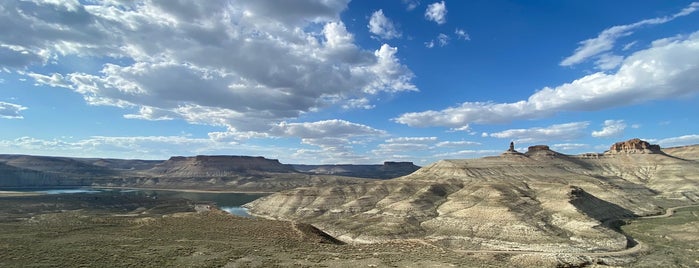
[606,138,661,154]
[501,142,523,156]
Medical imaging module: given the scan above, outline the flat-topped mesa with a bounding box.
[524,145,562,158]
[381,161,419,169]
[149,155,295,176]
[606,138,661,154]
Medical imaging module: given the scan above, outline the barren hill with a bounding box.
[663,144,699,161]
[246,140,699,252]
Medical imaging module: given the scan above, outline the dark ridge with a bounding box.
[292,161,420,179]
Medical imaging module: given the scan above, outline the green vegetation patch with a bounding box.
[622,206,699,267]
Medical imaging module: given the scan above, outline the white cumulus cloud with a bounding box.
[425,1,447,24]
[372,137,438,160]
[551,143,589,151]
[560,2,699,67]
[368,9,401,40]
[0,101,27,119]
[654,134,699,148]
[437,33,449,46]
[455,28,470,40]
[435,140,480,147]
[3,0,415,141]
[395,31,699,127]
[591,120,626,138]
[488,122,590,144]
[403,0,420,11]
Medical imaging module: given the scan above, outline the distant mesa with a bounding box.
[148,155,295,176]
[606,138,661,154]
[524,145,561,157]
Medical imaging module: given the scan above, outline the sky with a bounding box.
[1,0,698,165]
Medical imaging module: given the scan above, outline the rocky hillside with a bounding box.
[246,139,699,252]
[662,144,699,161]
[293,162,420,179]
[606,138,661,154]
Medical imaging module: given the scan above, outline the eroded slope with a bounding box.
[247,144,699,252]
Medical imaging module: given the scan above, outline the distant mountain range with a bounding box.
[0,154,419,191]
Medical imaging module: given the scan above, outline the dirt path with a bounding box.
[641,204,699,219]
[451,242,648,257]
[448,204,699,257]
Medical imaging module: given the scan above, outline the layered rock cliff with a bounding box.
[147,155,296,177]
[246,142,699,252]
[606,138,661,154]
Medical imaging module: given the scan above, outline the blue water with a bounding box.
[40,189,102,194]
[2,187,267,217]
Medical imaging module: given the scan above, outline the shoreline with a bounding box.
[91,186,276,194]
[0,186,275,196]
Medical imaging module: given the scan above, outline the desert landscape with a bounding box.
[3,1,699,267]
[1,138,698,267]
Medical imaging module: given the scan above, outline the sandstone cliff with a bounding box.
[606,138,661,154]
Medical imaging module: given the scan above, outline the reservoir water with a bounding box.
[2,187,268,217]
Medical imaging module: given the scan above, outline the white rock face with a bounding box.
[247,145,699,252]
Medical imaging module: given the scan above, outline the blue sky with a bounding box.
[1,0,698,164]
